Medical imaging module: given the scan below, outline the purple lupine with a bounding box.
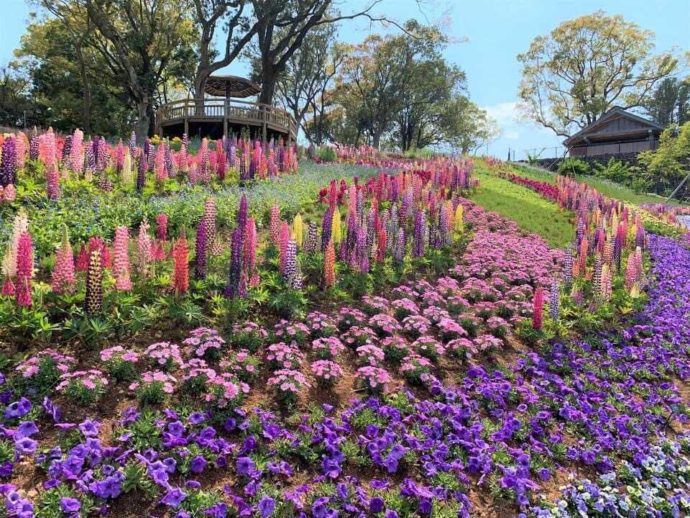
[62,135,72,164]
[393,228,406,263]
[284,239,297,284]
[355,225,369,273]
[635,224,645,249]
[593,255,603,300]
[366,207,376,251]
[85,143,96,176]
[321,206,333,252]
[549,278,560,322]
[237,194,248,232]
[575,218,586,248]
[439,204,451,246]
[343,210,358,263]
[563,246,573,286]
[147,143,156,172]
[412,210,426,258]
[613,230,623,271]
[29,135,39,161]
[0,136,17,186]
[136,150,146,192]
[225,227,244,298]
[165,142,173,177]
[129,131,137,158]
[305,222,318,253]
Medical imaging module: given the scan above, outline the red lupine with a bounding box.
[156,213,168,241]
[532,287,544,331]
[76,244,90,272]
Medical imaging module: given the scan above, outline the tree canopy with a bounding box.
[518,11,677,137]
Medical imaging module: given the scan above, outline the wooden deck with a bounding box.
[155,99,296,142]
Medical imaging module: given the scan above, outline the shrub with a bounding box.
[317,147,337,162]
[100,346,140,382]
[557,157,590,176]
[56,370,109,406]
[130,371,176,405]
[311,360,343,387]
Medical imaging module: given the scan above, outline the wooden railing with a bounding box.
[155,98,296,139]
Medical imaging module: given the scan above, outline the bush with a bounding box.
[317,146,337,162]
[638,122,690,196]
[593,158,633,185]
[557,157,590,176]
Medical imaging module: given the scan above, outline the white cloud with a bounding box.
[483,101,520,124]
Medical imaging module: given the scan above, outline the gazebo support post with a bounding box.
[184,118,189,137]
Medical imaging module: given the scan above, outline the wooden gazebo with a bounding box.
[155,75,296,142]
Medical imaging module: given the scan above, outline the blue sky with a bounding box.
[1,0,688,157]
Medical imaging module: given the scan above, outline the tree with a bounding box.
[439,97,500,154]
[190,0,261,101]
[643,77,690,127]
[249,0,392,106]
[388,22,465,151]
[518,11,677,137]
[264,22,342,141]
[0,67,34,128]
[82,0,197,141]
[330,21,465,150]
[15,15,131,134]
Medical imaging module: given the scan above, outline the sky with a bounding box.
[1,0,689,158]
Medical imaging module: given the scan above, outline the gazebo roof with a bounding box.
[204,75,261,98]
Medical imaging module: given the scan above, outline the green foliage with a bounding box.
[556,158,590,177]
[317,147,337,162]
[638,122,690,198]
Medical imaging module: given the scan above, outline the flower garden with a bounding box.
[0,130,689,517]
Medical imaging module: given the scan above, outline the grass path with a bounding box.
[468,163,575,248]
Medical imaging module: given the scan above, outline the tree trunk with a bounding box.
[372,133,381,150]
[259,63,276,105]
[135,98,150,144]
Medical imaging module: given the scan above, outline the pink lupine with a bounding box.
[69,129,84,174]
[113,226,132,291]
[15,232,33,307]
[269,204,281,245]
[137,219,153,276]
[45,163,60,200]
[52,227,76,294]
[279,221,290,274]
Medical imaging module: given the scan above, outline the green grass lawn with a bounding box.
[469,166,575,248]
[510,162,685,206]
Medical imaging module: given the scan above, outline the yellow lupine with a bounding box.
[331,208,342,244]
[292,213,303,248]
[454,205,464,233]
